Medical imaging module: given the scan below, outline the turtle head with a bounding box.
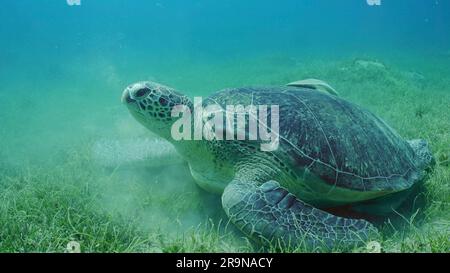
[122,81,192,140]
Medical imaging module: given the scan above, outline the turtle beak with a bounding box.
[121,88,135,104]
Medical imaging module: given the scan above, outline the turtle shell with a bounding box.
[207,86,422,193]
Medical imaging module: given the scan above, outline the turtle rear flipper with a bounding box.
[407,139,435,170]
[222,171,378,250]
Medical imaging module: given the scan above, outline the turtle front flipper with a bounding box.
[222,179,378,251]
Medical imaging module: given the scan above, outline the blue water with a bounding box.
[2,1,449,83]
[2,1,449,59]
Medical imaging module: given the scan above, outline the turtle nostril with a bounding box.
[135,87,150,98]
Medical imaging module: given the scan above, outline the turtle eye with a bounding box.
[135,87,150,98]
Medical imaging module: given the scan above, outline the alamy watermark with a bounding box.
[67,1,379,7]
[170,97,280,152]
[367,0,381,6]
[67,0,81,6]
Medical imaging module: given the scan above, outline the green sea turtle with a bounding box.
[121,80,434,250]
